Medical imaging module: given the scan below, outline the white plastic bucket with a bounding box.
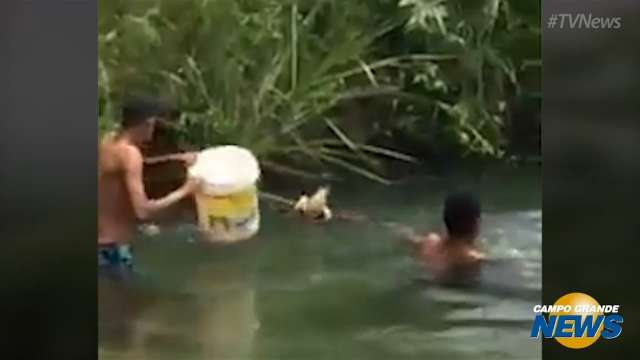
[188,146,261,242]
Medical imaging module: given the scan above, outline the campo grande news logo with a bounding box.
[530,293,623,349]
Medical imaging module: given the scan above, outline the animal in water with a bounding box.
[293,186,333,221]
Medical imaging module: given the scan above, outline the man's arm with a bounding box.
[382,221,424,245]
[122,146,197,220]
[144,152,198,166]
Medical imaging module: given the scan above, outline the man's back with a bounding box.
[418,232,484,281]
[98,135,137,244]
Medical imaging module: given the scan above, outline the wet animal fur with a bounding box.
[293,186,332,221]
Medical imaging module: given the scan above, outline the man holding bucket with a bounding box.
[98,97,199,271]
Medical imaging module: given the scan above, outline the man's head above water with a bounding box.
[408,191,485,281]
[119,96,175,143]
[443,192,482,242]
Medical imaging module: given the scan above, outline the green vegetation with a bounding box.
[99,0,540,182]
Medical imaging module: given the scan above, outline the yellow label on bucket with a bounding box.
[195,186,257,220]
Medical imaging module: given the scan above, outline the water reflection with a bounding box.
[99,239,260,360]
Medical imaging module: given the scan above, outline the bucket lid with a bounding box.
[189,146,260,191]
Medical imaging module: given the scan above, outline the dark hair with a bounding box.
[443,192,481,237]
[121,96,173,128]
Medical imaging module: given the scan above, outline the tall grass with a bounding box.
[99,0,427,182]
[396,0,541,156]
[99,0,540,181]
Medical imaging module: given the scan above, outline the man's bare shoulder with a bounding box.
[416,232,442,254]
[422,232,443,245]
[118,143,144,173]
[99,136,142,172]
[466,248,487,261]
[415,232,444,264]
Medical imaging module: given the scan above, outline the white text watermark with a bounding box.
[547,13,622,30]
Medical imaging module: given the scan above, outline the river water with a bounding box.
[99,167,541,360]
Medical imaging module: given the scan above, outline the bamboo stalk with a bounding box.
[290,2,298,92]
[259,191,296,207]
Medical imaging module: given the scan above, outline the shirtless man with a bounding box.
[404,192,487,282]
[98,97,199,270]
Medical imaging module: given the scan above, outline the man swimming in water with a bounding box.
[98,97,199,271]
[404,192,487,282]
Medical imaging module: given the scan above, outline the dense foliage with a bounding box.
[99,0,540,182]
